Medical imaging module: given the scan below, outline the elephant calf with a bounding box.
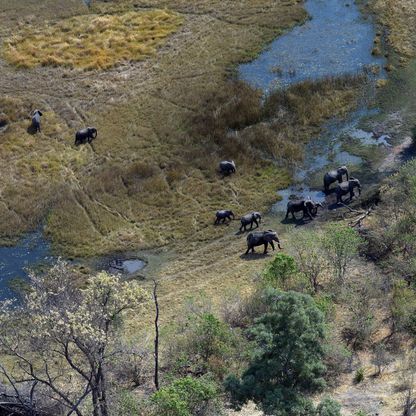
[245,230,282,255]
[336,178,361,204]
[31,109,43,133]
[215,210,235,224]
[240,212,262,232]
[219,160,236,175]
[285,199,322,221]
[75,127,98,146]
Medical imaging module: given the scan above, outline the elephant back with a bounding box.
[325,170,338,179]
[338,181,350,191]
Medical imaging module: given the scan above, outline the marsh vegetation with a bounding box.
[1,0,416,414]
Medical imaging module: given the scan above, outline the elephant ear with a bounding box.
[264,231,276,241]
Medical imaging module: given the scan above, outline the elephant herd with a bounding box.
[28,112,361,257]
[29,109,98,146]
[217,161,362,255]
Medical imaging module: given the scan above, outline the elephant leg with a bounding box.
[263,242,268,254]
[292,211,296,219]
[253,219,259,229]
[245,247,250,255]
[285,210,289,219]
[350,190,354,201]
[270,241,275,251]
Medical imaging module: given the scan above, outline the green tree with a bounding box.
[322,223,363,286]
[151,376,221,416]
[225,289,326,415]
[0,260,149,416]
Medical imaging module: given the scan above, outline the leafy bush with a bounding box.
[263,253,298,290]
[165,306,245,381]
[151,376,221,416]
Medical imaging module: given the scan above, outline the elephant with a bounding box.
[335,178,361,204]
[219,160,236,175]
[285,198,322,220]
[31,109,43,133]
[75,127,97,146]
[240,212,262,232]
[323,166,349,192]
[215,210,235,224]
[245,230,282,255]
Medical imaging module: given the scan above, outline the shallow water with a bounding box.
[0,231,146,300]
[0,0,386,296]
[0,231,54,299]
[239,0,386,211]
[108,258,146,275]
[240,0,385,90]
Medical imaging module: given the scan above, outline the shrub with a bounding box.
[111,390,141,416]
[263,252,298,290]
[289,229,327,293]
[371,342,390,376]
[316,397,342,416]
[166,310,242,380]
[391,280,416,335]
[151,376,221,416]
[322,223,364,288]
[342,277,376,349]
[354,368,365,384]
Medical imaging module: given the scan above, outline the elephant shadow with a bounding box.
[26,124,38,135]
[280,216,309,226]
[327,192,359,210]
[240,252,270,261]
[235,226,260,236]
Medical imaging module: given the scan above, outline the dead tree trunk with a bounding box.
[153,280,160,391]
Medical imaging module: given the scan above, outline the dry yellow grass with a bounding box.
[3,10,183,69]
[371,0,416,58]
